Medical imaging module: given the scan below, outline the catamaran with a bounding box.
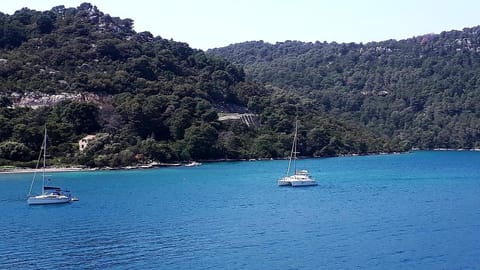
[278,120,317,187]
[27,127,75,205]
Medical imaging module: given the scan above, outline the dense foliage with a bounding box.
[209,29,480,149]
[0,3,390,167]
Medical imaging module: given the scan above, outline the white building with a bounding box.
[79,135,96,151]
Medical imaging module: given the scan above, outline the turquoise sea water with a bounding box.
[1,151,479,269]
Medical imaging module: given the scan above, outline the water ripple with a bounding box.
[1,151,480,269]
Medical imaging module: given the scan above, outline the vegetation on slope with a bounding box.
[0,3,392,167]
[208,29,480,149]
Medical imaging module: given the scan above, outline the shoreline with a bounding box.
[2,148,479,174]
[0,162,186,175]
[0,167,87,174]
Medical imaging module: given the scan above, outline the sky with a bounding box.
[1,0,480,50]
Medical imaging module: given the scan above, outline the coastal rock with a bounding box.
[8,92,111,109]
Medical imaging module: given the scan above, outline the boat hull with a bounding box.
[278,171,317,187]
[27,195,71,205]
[278,179,292,186]
[290,180,318,187]
[278,179,318,187]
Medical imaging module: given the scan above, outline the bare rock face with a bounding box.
[8,92,111,109]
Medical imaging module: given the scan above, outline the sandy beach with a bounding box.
[0,167,87,174]
[0,162,185,174]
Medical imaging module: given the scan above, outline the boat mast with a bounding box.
[293,120,298,174]
[28,127,45,197]
[286,119,299,176]
[42,127,46,195]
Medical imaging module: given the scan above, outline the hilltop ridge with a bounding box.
[208,26,480,149]
[0,3,388,167]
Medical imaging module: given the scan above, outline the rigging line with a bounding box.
[28,126,45,196]
[28,128,46,197]
[286,118,299,176]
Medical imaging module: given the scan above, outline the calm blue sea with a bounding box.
[1,151,479,269]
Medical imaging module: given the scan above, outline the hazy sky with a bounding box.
[2,0,479,50]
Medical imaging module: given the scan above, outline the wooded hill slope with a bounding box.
[0,3,392,167]
[209,27,480,149]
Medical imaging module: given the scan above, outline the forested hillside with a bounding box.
[0,3,391,168]
[209,28,480,149]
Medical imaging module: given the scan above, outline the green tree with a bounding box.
[183,123,218,159]
[36,14,55,34]
[0,141,33,161]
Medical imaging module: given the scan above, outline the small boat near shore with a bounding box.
[185,161,202,167]
[27,127,77,205]
[278,120,317,187]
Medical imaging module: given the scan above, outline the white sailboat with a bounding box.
[27,127,74,205]
[278,120,317,187]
